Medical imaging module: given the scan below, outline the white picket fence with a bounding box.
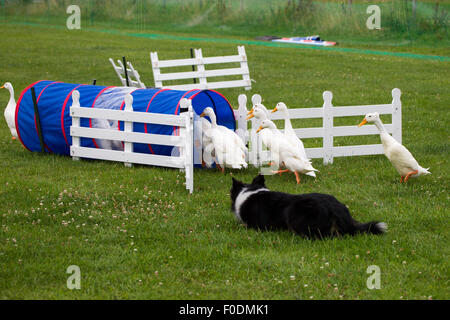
[233,88,402,166]
[69,90,194,193]
[109,58,146,88]
[67,87,401,193]
[150,46,251,91]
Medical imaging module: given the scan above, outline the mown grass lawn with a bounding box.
[0,23,448,300]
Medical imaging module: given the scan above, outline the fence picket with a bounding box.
[322,91,334,165]
[70,90,81,161]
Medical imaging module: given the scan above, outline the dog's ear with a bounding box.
[251,174,265,186]
[232,177,244,188]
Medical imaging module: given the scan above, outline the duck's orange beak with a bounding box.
[0,86,4,89]
[358,119,368,127]
[246,113,254,120]
[247,109,254,116]
[271,107,278,113]
[200,111,206,117]
[256,126,263,133]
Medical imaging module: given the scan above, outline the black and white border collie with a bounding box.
[230,174,387,239]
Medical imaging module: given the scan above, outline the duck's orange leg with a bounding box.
[272,169,289,175]
[400,176,404,183]
[294,172,301,184]
[404,170,418,182]
[215,162,224,174]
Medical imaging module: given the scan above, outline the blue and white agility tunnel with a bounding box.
[15,80,235,156]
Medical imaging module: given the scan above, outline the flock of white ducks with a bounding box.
[1,82,430,183]
[247,103,318,184]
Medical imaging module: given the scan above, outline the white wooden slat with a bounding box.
[70,146,185,168]
[269,107,324,120]
[238,46,251,90]
[71,90,81,161]
[202,55,246,65]
[304,147,325,159]
[209,66,251,78]
[322,91,334,164]
[181,100,194,193]
[150,52,163,88]
[332,104,393,117]
[391,88,402,144]
[293,127,324,139]
[153,55,246,68]
[162,79,251,91]
[235,94,249,145]
[332,124,393,137]
[194,49,207,87]
[123,94,133,167]
[155,67,248,82]
[152,57,199,68]
[70,107,185,127]
[70,127,184,147]
[332,144,384,157]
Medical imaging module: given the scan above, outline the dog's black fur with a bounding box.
[230,174,386,239]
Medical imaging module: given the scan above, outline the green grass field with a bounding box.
[0,21,448,300]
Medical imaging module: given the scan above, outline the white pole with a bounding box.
[322,91,334,165]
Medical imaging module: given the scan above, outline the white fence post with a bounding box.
[194,48,207,89]
[238,46,252,90]
[322,91,334,165]
[235,94,248,145]
[180,98,194,193]
[123,94,133,167]
[250,93,262,166]
[70,90,81,161]
[150,51,163,88]
[251,93,262,106]
[391,88,402,144]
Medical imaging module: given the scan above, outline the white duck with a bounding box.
[247,103,270,120]
[248,105,285,170]
[271,102,317,178]
[257,120,318,184]
[1,82,18,140]
[358,112,430,182]
[200,107,247,172]
[246,103,270,121]
[200,116,215,167]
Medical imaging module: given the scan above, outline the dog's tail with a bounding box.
[354,221,387,235]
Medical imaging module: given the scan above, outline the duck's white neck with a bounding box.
[207,111,217,127]
[280,108,293,130]
[6,87,15,107]
[373,118,387,133]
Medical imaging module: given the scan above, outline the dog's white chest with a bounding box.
[234,188,268,222]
